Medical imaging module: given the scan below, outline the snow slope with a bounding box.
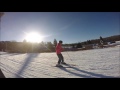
[0,46,120,78]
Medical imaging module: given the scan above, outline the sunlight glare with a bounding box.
[25,32,43,43]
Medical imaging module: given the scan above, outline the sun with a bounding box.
[25,32,43,43]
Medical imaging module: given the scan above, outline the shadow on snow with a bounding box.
[15,53,39,78]
[58,64,116,78]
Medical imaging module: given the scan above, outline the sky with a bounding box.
[0,12,120,44]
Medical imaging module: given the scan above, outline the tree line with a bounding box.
[0,35,119,53]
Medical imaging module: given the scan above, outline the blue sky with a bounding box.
[1,12,120,44]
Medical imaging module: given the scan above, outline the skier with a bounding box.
[100,36,104,48]
[56,40,66,67]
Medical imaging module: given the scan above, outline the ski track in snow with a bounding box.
[0,46,120,78]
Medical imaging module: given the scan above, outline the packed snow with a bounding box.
[0,45,120,78]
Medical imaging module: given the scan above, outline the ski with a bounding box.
[61,63,76,66]
[52,63,76,68]
[53,66,73,68]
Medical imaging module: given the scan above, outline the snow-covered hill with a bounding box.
[0,46,120,78]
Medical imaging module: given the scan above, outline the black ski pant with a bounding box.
[57,54,64,64]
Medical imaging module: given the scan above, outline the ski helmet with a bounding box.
[59,40,63,43]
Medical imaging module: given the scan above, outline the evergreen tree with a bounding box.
[53,39,57,47]
[100,36,104,45]
[100,36,104,42]
[76,43,82,48]
[23,39,27,43]
[47,42,55,52]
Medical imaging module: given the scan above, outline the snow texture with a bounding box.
[0,45,120,78]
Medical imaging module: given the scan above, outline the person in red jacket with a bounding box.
[56,40,66,67]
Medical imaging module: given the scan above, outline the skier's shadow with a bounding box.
[16,53,39,78]
[58,65,116,78]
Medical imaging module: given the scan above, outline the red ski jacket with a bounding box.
[56,43,63,54]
